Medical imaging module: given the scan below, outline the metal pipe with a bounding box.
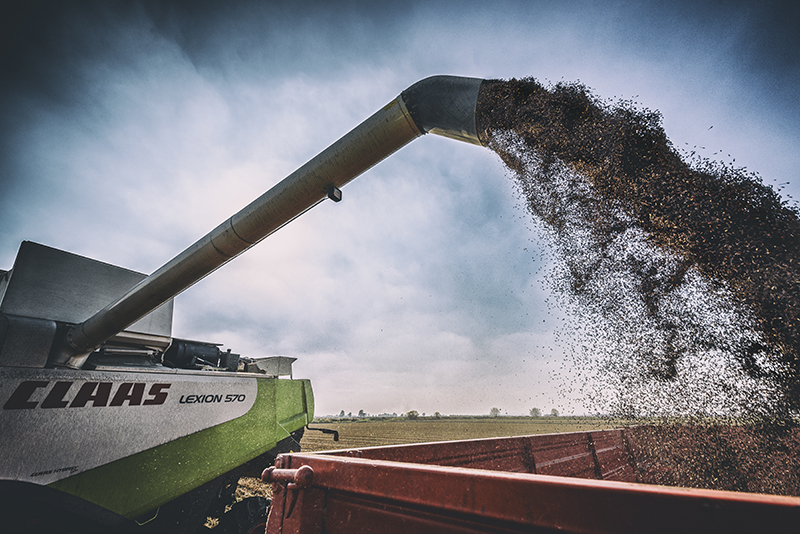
[55,75,486,368]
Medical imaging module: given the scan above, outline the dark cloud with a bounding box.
[1,1,134,105]
[0,0,413,207]
[627,1,800,120]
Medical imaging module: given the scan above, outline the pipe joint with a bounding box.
[400,75,485,146]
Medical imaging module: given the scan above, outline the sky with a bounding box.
[1,0,798,416]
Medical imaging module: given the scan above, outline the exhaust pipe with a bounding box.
[55,75,488,368]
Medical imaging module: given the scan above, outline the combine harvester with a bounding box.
[2,76,799,533]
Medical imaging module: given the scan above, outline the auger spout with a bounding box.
[53,75,488,368]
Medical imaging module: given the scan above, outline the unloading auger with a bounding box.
[52,76,488,370]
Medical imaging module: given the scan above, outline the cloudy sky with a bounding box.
[1,0,798,416]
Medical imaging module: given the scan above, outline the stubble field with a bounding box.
[300,416,618,451]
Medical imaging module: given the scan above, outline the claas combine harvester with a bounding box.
[0,76,482,533]
[2,76,800,534]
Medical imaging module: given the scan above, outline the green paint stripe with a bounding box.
[49,378,311,518]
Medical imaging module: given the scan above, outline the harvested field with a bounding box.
[300,416,619,452]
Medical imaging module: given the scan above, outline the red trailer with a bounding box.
[264,428,800,534]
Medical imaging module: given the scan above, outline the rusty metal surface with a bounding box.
[591,429,637,481]
[324,428,636,481]
[266,430,800,534]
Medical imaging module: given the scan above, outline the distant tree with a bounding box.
[347,412,352,417]
[489,407,501,417]
[339,410,345,417]
[406,410,419,420]
[358,409,366,418]
[550,408,559,417]
[433,411,442,419]
[529,407,541,417]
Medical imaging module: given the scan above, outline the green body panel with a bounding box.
[48,377,313,519]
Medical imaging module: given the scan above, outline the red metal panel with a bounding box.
[590,430,637,482]
[267,482,326,534]
[526,431,597,478]
[266,451,800,533]
[325,429,638,480]
[319,491,556,534]
[329,435,533,473]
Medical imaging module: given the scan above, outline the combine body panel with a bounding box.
[1,369,311,518]
[0,242,312,532]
